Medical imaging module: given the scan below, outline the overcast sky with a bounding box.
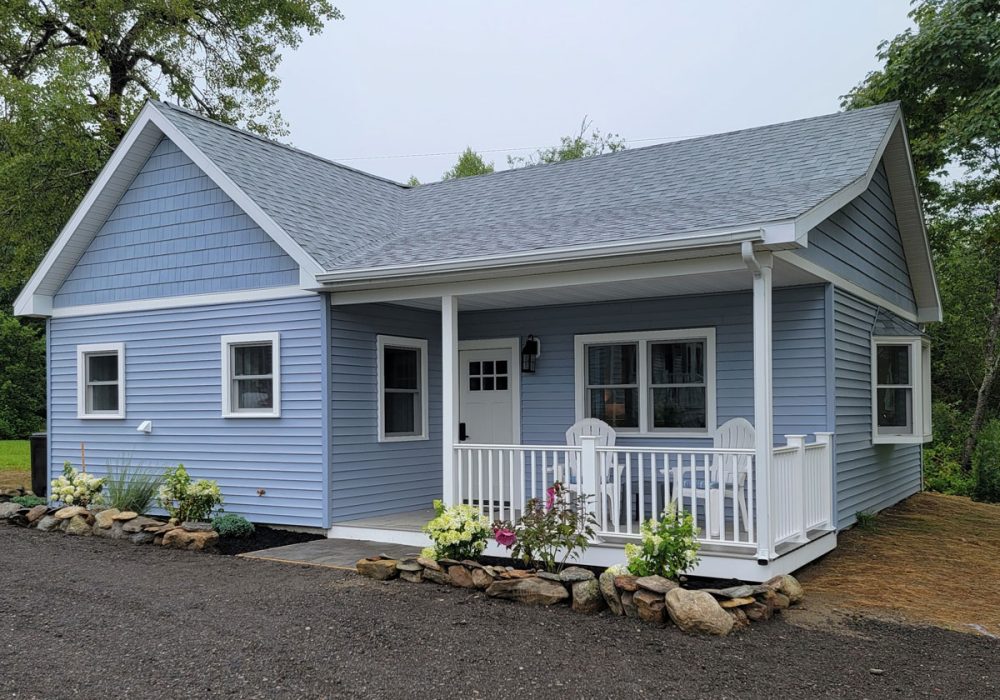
[275,1,913,184]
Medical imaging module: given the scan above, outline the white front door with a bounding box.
[459,341,519,510]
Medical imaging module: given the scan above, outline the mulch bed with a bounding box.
[215,525,325,556]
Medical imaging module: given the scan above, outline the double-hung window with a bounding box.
[221,332,281,418]
[576,329,715,436]
[377,335,429,442]
[77,343,125,419]
[872,336,932,443]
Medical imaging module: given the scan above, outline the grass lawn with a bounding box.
[0,440,31,491]
[797,491,1000,637]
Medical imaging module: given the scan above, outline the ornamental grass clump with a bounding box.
[493,482,597,573]
[625,503,700,580]
[421,499,492,560]
[50,462,104,507]
[104,460,163,514]
[157,464,223,522]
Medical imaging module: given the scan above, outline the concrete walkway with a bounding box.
[239,538,421,570]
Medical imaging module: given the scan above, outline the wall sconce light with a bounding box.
[521,335,541,373]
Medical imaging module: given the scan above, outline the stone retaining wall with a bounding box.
[356,554,804,637]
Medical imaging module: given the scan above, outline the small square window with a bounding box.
[77,343,125,419]
[222,333,280,418]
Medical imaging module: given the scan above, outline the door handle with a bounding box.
[459,422,469,441]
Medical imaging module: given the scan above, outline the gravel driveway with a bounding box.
[1,524,996,699]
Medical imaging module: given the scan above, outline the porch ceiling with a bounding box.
[393,256,820,311]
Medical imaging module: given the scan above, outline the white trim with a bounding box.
[76,343,126,419]
[871,335,932,444]
[221,332,281,418]
[376,334,430,442]
[750,256,774,561]
[458,338,522,444]
[441,296,459,504]
[573,328,717,438]
[50,286,313,319]
[775,250,921,323]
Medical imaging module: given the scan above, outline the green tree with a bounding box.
[442,147,493,180]
[844,0,1000,469]
[406,175,421,186]
[0,313,45,438]
[508,116,626,168]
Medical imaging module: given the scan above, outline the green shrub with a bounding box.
[923,402,974,496]
[855,510,878,533]
[157,464,223,522]
[212,513,255,538]
[11,494,45,508]
[972,418,1000,503]
[624,503,700,580]
[104,461,163,513]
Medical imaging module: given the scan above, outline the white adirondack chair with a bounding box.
[562,418,619,522]
[670,417,755,537]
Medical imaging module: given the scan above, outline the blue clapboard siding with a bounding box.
[329,303,443,521]
[459,286,831,447]
[799,161,917,315]
[48,295,327,527]
[833,289,922,527]
[53,137,298,308]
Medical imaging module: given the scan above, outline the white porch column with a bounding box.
[441,295,460,506]
[745,245,774,562]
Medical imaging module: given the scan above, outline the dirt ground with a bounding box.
[0,468,29,490]
[1,523,997,699]
[797,492,1000,637]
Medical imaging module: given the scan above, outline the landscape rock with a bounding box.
[461,560,483,569]
[665,588,733,636]
[35,515,61,532]
[399,570,423,583]
[26,505,49,524]
[614,575,639,592]
[447,565,475,588]
[537,571,563,582]
[560,566,595,583]
[771,592,791,610]
[8,509,31,527]
[571,579,606,614]
[719,597,756,609]
[355,558,399,580]
[161,528,219,552]
[64,515,93,536]
[744,601,773,622]
[0,502,23,519]
[704,584,768,599]
[438,558,461,567]
[765,574,804,604]
[417,557,441,571]
[112,511,138,521]
[634,589,667,622]
[422,568,450,585]
[599,570,624,616]
[181,521,213,532]
[395,559,422,572]
[636,575,678,595]
[54,505,87,520]
[122,516,161,533]
[486,577,570,606]
[728,607,751,631]
[498,569,534,580]
[620,591,638,618]
[94,508,120,529]
[470,568,493,589]
[129,531,156,545]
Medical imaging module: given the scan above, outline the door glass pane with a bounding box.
[652,387,706,429]
[483,361,494,374]
[496,360,508,374]
[237,379,273,409]
[588,388,639,428]
[496,376,508,391]
[650,342,704,384]
[587,344,637,385]
[483,376,494,391]
[877,387,912,430]
[469,377,481,391]
[89,384,118,412]
[234,344,272,377]
[88,354,118,382]
[385,392,416,434]
[876,345,910,385]
[385,347,419,390]
[469,361,481,375]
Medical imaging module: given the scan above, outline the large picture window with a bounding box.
[77,343,125,419]
[575,329,715,436]
[378,335,429,442]
[872,336,931,443]
[221,332,281,418]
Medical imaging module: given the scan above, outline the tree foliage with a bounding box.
[845,0,1000,470]
[507,116,625,168]
[442,147,493,180]
[0,313,45,438]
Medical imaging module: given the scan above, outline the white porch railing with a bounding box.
[452,432,834,558]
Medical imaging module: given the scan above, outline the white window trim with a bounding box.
[574,328,716,438]
[871,335,932,444]
[221,332,281,418]
[377,334,430,443]
[76,342,126,419]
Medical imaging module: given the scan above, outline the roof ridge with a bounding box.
[151,99,408,190]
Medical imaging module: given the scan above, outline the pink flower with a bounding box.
[546,482,562,510]
[494,526,517,548]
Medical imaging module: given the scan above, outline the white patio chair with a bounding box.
[562,418,619,524]
[669,417,754,538]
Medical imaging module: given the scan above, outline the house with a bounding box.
[14,100,940,581]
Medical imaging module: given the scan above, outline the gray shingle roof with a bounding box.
[155,101,900,273]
